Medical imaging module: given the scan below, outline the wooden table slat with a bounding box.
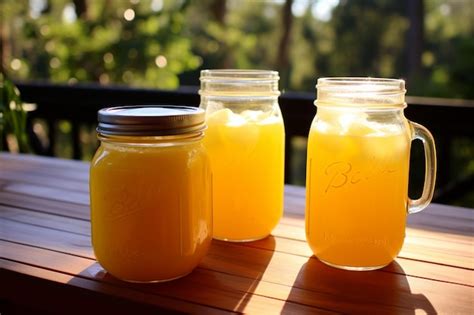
[0,191,90,220]
[0,169,89,192]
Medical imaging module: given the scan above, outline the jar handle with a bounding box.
[408,121,437,214]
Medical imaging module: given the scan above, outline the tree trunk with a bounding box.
[407,0,424,83]
[41,0,51,14]
[211,0,226,25]
[73,0,89,20]
[276,0,294,88]
[210,0,232,68]
[0,19,10,74]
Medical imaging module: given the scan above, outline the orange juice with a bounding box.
[205,108,285,241]
[306,113,411,269]
[90,141,212,282]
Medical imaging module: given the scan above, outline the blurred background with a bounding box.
[1,0,473,206]
[2,0,473,95]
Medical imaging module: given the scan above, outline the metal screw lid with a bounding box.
[97,105,206,136]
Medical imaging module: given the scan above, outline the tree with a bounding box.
[406,0,424,84]
[3,0,201,89]
[276,0,294,87]
[329,0,407,77]
[73,0,89,20]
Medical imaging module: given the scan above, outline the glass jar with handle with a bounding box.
[305,78,437,270]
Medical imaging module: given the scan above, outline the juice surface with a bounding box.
[205,108,285,241]
[306,113,410,268]
[90,141,212,282]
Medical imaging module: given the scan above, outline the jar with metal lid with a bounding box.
[199,69,285,242]
[90,105,212,282]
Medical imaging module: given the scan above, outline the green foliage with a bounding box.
[4,0,200,89]
[0,73,30,152]
[185,0,279,71]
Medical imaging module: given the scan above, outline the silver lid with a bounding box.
[97,105,206,136]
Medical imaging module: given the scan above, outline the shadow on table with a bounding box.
[281,257,437,314]
[196,235,277,313]
[83,236,276,313]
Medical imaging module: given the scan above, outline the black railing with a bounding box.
[15,81,474,205]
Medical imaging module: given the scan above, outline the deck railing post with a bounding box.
[46,118,56,157]
[72,122,82,160]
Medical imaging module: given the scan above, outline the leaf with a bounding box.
[0,73,30,153]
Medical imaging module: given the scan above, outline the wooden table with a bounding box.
[1,153,473,314]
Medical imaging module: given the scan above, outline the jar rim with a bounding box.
[317,77,406,94]
[199,69,280,97]
[200,69,279,81]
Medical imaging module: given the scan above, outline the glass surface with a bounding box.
[90,135,212,282]
[306,77,436,270]
[200,69,285,242]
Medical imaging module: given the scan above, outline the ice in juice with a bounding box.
[205,108,285,241]
[90,141,212,282]
[306,112,411,268]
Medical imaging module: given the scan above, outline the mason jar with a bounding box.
[306,78,436,270]
[90,105,212,282]
[199,69,285,242]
